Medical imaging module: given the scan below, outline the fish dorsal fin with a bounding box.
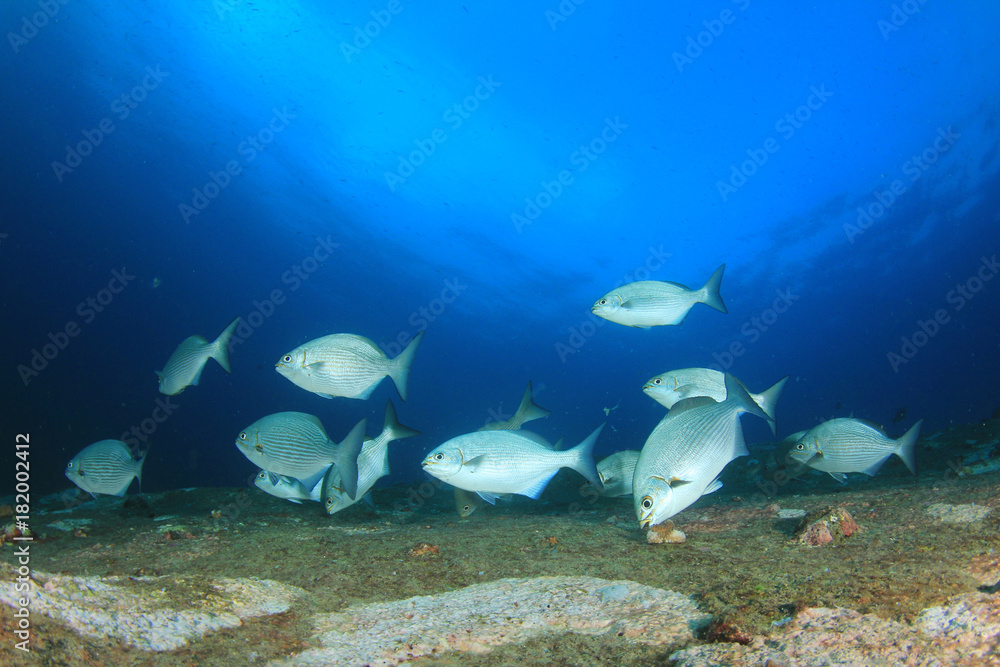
[856,419,888,436]
[662,280,690,290]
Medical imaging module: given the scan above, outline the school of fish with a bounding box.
[65,265,923,533]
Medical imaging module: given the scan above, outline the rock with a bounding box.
[795,507,860,545]
[670,592,1000,666]
[0,564,304,652]
[798,520,833,546]
[406,542,440,557]
[777,508,806,520]
[926,503,993,524]
[647,520,687,544]
[274,576,711,666]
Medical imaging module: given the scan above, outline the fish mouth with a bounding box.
[638,518,652,529]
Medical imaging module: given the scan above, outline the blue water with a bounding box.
[2,1,998,496]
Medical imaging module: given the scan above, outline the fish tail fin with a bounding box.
[567,423,604,486]
[337,418,367,500]
[756,375,789,435]
[894,419,921,476]
[382,399,421,444]
[724,373,769,422]
[513,381,551,425]
[210,317,242,373]
[132,443,149,493]
[389,330,425,401]
[698,264,728,313]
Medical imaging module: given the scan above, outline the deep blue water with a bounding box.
[2,1,998,497]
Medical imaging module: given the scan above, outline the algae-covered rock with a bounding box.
[275,575,711,666]
[0,564,305,651]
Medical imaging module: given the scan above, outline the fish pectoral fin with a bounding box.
[287,498,304,504]
[476,490,499,505]
[668,477,693,488]
[463,454,488,471]
[702,479,723,496]
[266,472,280,486]
[827,472,849,484]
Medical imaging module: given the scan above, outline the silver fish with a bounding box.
[596,450,641,497]
[454,488,486,517]
[788,418,921,483]
[276,330,424,401]
[453,382,551,517]
[422,425,603,503]
[235,412,366,497]
[643,368,788,434]
[591,264,727,327]
[65,439,145,497]
[479,381,550,430]
[634,374,768,528]
[322,400,420,515]
[157,317,240,395]
[254,469,326,504]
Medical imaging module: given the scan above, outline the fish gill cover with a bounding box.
[1,0,999,496]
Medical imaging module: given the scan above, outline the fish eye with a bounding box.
[239,432,247,440]
[282,355,292,363]
[598,299,607,305]
[641,497,653,510]
[794,443,805,450]
[463,504,472,512]
[66,462,74,469]
[653,378,662,385]
[434,453,444,461]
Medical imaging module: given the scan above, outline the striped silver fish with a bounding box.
[591,264,727,327]
[157,317,240,395]
[643,368,788,434]
[65,439,145,497]
[276,331,424,401]
[596,450,640,497]
[788,417,921,483]
[254,469,326,504]
[322,400,420,515]
[479,381,550,430]
[422,425,603,503]
[634,373,768,528]
[235,412,366,496]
